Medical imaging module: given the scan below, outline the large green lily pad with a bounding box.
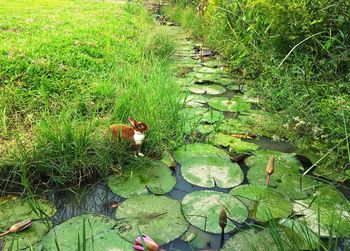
[182,190,248,234]
[108,159,176,198]
[183,94,209,107]
[208,97,251,112]
[212,133,259,153]
[0,196,56,250]
[188,72,218,83]
[194,66,225,74]
[196,124,215,134]
[276,174,318,199]
[221,229,279,251]
[292,183,350,237]
[115,195,189,245]
[222,223,318,251]
[200,110,224,124]
[246,150,302,186]
[1,221,52,251]
[219,118,252,134]
[181,156,243,188]
[41,214,130,250]
[173,143,229,165]
[188,84,226,95]
[230,184,292,222]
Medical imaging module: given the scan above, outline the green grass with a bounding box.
[0,0,183,186]
[163,0,350,170]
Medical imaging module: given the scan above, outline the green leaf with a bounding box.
[212,133,259,153]
[208,97,251,112]
[182,190,248,233]
[187,84,226,95]
[173,143,229,165]
[108,159,176,198]
[181,156,243,188]
[41,214,129,251]
[230,184,292,222]
[115,195,189,245]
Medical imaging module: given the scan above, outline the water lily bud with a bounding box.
[9,219,32,233]
[134,235,159,251]
[219,208,227,229]
[266,155,275,175]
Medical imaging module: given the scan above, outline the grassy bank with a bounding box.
[0,0,182,187]
[163,0,350,172]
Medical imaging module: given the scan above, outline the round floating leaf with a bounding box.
[188,84,226,95]
[181,156,243,188]
[182,225,221,250]
[230,184,292,222]
[201,60,224,68]
[188,72,218,82]
[200,110,224,124]
[108,159,176,198]
[2,221,52,251]
[276,174,318,199]
[183,94,209,107]
[214,77,237,86]
[194,66,225,74]
[175,77,195,87]
[226,84,242,91]
[182,190,248,233]
[292,184,350,237]
[0,196,56,250]
[208,97,251,112]
[0,196,56,230]
[219,119,251,134]
[161,151,176,168]
[222,224,316,251]
[213,133,259,153]
[279,219,319,250]
[115,195,189,245]
[246,150,302,186]
[41,214,129,250]
[221,229,279,251]
[173,143,230,165]
[196,124,215,134]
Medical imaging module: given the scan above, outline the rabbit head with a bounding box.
[128,117,148,133]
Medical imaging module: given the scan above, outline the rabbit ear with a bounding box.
[128,117,137,127]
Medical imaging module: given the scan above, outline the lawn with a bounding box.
[0,0,182,186]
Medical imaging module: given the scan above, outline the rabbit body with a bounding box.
[109,117,148,156]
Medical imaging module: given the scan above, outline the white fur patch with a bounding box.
[134,131,145,145]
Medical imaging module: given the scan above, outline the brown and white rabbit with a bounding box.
[109,117,149,157]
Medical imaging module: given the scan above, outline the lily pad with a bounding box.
[194,66,225,74]
[230,184,292,222]
[219,118,251,134]
[246,150,302,186]
[173,143,230,165]
[182,190,248,233]
[182,225,220,250]
[292,183,350,237]
[161,151,176,168]
[276,174,318,199]
[188,84,226,95]
[175,77,195,87]
[115,195,189,245]
[41,214,130,250]
[107,159,176,198]
[1,221,52,251]
[188,72,218,82]
[222,224,317,251]
[208,97,251,112]
[183,94,209,107]
[0,196,56,250]
[196,124,215,134]
[221,229,279,251]
[200,110,224,124]
[181,156,244,188]
[212,133,259,153]
[201,60,224,68]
